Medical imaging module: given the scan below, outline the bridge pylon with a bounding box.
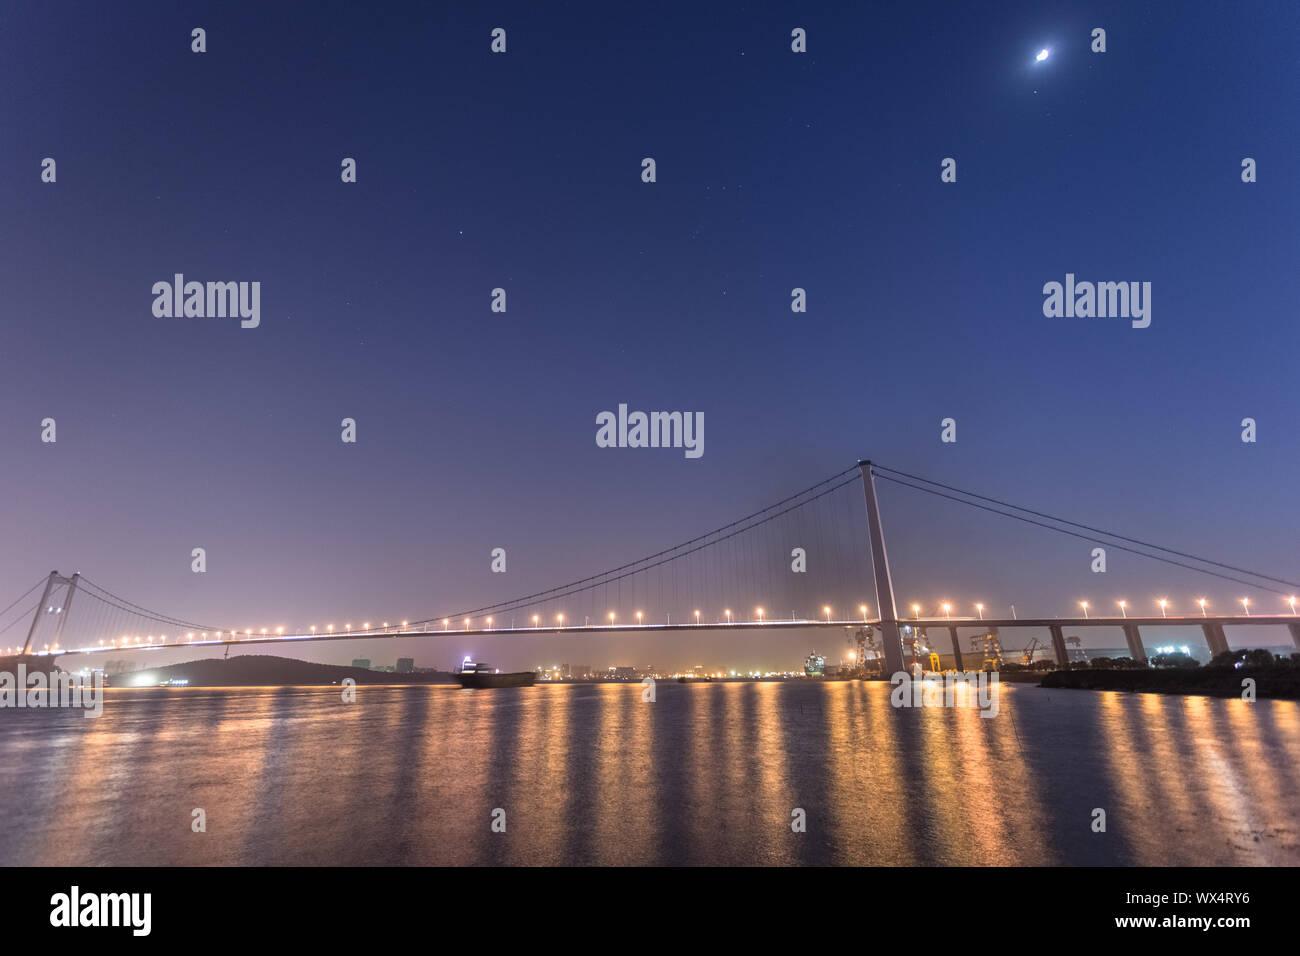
[858,461,906,676]
[21,571,80,655]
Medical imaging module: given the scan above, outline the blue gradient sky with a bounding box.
[2,1,1297,668]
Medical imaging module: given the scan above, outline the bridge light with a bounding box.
[310,626,316,634]
[1158,599,1168,618]
[443,619,450,630]
[464,618,471,629]
[276,627,284,635]
[1118,600,1127,618]
[402,621,408,628]
[694,610,700,624]
[912,604,921,620]
[756,607,764,622]
[345,624,351,632]
[187,632,195,640]
[941,602,951,620]
[327,624,334,633]
[860,604,868,623]
[1240,597,1250,616]
[725,608,731,623]
[974,603,984,620]
[363,622,370,630]
[261,628,267,635]
[636,611,643,625]
[1290,596,1297,616]
[557,614,564,626]
[824,606,831,622]
[486,617,493,628]
[1079,601,1089,619]
[532,615,539,626]
[1198,598,1207,617]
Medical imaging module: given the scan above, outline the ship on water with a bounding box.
[453,658,536,689]
[804,652,826,677]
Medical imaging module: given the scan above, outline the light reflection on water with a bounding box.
[0,681,1296,866]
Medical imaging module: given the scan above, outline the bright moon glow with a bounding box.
[1036,48,1050,61]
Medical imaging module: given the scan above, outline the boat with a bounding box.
[804,652,826,677]
[453,659,535,689]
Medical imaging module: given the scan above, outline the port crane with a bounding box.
[1020,637,1047,665]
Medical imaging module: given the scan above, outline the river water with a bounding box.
[1,681,1296,865]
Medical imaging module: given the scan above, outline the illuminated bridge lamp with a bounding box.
[912,604,921,621]
[327,624,334,633]
[532,615,539,626]
[725,608,731,623]
[860,604,868,623]
[1079,601,1089,619]
[941,602,951,621]
[756,607,764,623]
[974,603,983,620]
[1290,596,1297,616]
[694,609,700,624]
[486,617,493,628]
[636,611,642,625]
[557,613,564,627]
[1198,598,1207,617]
[464,618,470,630]
[1158,599,1168,618]
[261,628,267,636]
[442,619,449,630]
[1241,597,1250,616]
[824,606,831,623]
[363,622,370,630]
[1118,600,1127,618]
[310,626,316,634]
[276,627,284,636]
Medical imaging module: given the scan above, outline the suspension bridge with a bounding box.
[2,461,1297,673]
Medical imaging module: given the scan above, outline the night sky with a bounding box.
[3,1,1297,670]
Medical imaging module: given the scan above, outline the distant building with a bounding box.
[572,664,590,679]
[396,658,414,673]
[612,666,636,680]
[351,659,371,670]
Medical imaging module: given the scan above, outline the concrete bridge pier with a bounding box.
[1201,622,1230,659]
[1122,622,1147,664]
[1048,624,1069,668]
[947,626,964,671]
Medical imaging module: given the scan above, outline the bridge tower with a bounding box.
[21,571,80,655]
[857,461,906,675]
